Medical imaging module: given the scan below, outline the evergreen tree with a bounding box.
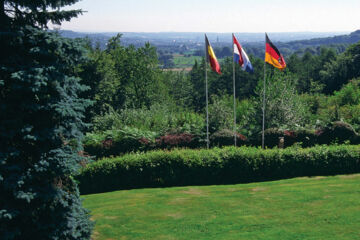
[0,1,93,239]
[0,0,82,29]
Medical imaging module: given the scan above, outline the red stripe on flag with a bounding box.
[209,56,221,74]
[266,43,280,60]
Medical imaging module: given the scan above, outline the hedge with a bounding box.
[83,129,205,158]
[259,122,359,148]
[83,122,360,159]
[76,145,360,194]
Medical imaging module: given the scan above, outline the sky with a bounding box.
[59,0,360,33]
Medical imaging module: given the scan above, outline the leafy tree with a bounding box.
[0,1,93,239]
[122,43,164,108]
[237,56,264,98]
[214,46,232,58]
[77,39,111,119]
[287,47,337,94]
[209,57,233,96]
[189,59,206,111]
[208,55,263,100]
[165,71,193,108]
[254,71,308,132]
[208,94,233,133]
[158,52,175,68]
[83,35,167,114]
[320,42,360,94]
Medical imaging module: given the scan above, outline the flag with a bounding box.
[205,34,221,74]
[265,33,286,70]
[233,34,254,73]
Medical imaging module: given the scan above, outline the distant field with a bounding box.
[83,174,360,240]
[172,55,202,69]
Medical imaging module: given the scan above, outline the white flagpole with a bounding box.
[205,34,210,149]
[262,33,266,149]
[232,34,237,147]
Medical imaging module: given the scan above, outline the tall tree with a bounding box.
[189,59,206,111]
[83,35,166,113]
[0,1,93,239]
[320,42,360,94]
[254,72,308,131]
[1,0,82,29]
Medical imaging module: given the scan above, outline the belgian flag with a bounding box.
[205,35,221,74]
[265,33,286,70]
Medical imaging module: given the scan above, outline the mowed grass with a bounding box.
[83,174,360,240]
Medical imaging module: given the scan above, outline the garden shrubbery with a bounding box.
[83,120,360,158]
[76,145,360,194]
[83,127,158,157]
[155,132,203,149]
[262,128,285,148]
[257,122,359,148]
[210,129,247,147]
[260,128,317,148]
[84,126,206,158]
[317,121,358,144]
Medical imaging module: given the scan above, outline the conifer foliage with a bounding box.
[0,1,93,239]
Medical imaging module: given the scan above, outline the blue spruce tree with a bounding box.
[0,1,93,239]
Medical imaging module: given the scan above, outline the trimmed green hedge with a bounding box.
[76,145,360,194]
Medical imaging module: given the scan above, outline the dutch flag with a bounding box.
[233,34,254,73]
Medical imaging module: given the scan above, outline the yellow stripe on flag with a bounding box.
[208,45,218,61]
[265,52,286,70]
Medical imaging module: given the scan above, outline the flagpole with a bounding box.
[205,34,210,149]
[262,33,266,149]
[232,34,237,147]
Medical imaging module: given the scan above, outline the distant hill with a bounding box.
[57,29,360,59]
[242,30,360,58]
[57,30,349,46]
[288,30,360,46]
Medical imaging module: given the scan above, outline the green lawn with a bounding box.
[83,174,360,240]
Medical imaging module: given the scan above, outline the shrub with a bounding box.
[83,127,157,158]
[262,128,284,148]
[155,133,197,149]
[76,145,360,194]
[262,127,344,148]
[92,104,205,135]
[291,129,318,147]
[208,95,233,133]
[91,108,123,132]
[210,129,247,147]
[254,72,309,131]
[333,79,360,106]
[317,121,357,144]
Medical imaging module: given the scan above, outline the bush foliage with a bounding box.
[84,119,360,158]
[210,129,247,147]
[83,127,158,157]
[76,145,360,194]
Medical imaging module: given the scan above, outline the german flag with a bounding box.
[265,33,286,70]
[205,35,221,74]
